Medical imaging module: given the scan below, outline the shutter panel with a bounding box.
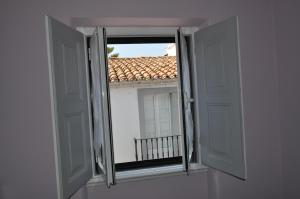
[143,95,156,138]
[46,16,93,199]
[170,92,180,136]
[155,93,172,137]
[194,17,247,179]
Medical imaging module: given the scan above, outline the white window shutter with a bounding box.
[170,92,180,136]
[194,17,247,179]
[143,95,156,138]
[46,16,93,199]
[90,28,115,187]
[155,93,172,137]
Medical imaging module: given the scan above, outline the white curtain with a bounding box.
[90,33,105,172]
[180,31,194,162]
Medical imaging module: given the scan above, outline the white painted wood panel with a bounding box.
[194,17,246,179]
[46,16,93,199]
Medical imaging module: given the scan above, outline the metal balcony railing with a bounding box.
[134,135,182,161]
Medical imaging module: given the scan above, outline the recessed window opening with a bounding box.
[106,37,184,172]
[47,18,247,198]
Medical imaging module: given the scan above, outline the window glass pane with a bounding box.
[106,39,184,171]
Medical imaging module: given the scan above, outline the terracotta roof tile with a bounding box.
[108,56,177,82]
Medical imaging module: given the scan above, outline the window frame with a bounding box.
[88,164,207,186]
[79,26,205,183]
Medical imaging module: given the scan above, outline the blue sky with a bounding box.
[108,43,170,58]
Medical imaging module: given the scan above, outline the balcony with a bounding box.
[115,135,182,171]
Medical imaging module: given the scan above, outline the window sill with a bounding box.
[87,163,207,187]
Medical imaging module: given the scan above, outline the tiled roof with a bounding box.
[108,56,177,83]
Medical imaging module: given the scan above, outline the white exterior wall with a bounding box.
[110,86,140,163]
[109,81,178,163]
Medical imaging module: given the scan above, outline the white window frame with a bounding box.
[78,27,206,183]
[108,27,205,178]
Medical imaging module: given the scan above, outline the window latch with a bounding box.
[184,92,194,105]
[186,98,194,103]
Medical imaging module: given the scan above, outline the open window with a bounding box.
[105,35,185,172]
[46,16,246,199]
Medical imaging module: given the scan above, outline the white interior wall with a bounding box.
[0,1,283,199]
[274,1,300,198]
